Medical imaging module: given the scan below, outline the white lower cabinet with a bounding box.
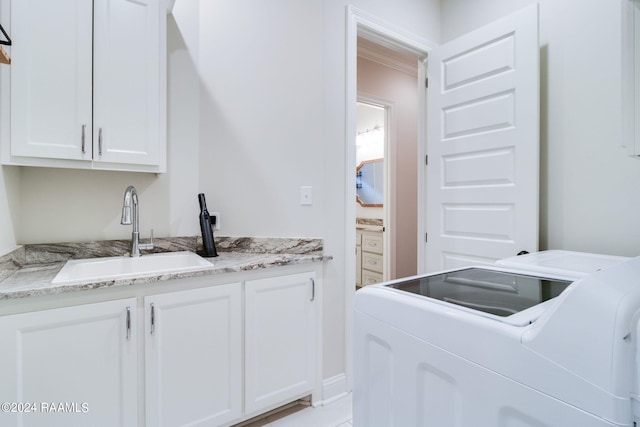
[0,298,138,427]
[245,272,317,417]
[145,284,242,427]
[0,268,320,427]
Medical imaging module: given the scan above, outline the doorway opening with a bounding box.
[355,100,389,288]
[354,35,423,287]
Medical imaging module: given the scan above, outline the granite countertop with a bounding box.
[0,236,330,301]
[356,218,384,232]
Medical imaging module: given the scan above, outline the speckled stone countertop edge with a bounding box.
[0,237,331,301]
[356,218,383,232]
[356,218,383,227]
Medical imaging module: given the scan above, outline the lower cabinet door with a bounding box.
[244,272,316,416]
[0,298,138,427]
[145,283,242,427]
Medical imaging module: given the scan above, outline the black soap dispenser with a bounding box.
[198,193,219,257]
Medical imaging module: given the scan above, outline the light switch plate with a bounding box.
[300,186,312,205]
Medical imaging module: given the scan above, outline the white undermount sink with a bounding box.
[52,251,213,284]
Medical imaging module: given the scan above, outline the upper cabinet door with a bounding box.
[10,0,93,161]
[426,5,540,271]
[93,0,165,169]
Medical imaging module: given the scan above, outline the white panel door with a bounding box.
[93,0,162,167]
[145,284,242,427]
[0,299,137,427]
[245,272,316,417]
[426,5,539,271]
[10,0,92,160]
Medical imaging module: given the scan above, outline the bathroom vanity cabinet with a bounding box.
[356,229,384,287]
[1,0,167,172]
[0,265,321,427]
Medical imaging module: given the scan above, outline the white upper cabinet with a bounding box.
[10,0,93,162]
[4,0,167,172]
[93,0,164,169]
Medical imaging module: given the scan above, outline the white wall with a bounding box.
[197,1,325,239]
[440,0,640,257]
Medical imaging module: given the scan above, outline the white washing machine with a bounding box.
[353,251,640,426]
[496,250,630,278]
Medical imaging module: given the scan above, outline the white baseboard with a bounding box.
[319,373,349,406]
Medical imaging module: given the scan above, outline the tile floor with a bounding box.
[240,394,353,427]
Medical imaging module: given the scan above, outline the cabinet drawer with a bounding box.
[362,232,383,254]
[362,252,383,273]
[362,270,383,286]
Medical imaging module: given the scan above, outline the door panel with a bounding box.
[427,5,539,271]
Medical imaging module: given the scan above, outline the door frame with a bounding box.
[344,5,434,390]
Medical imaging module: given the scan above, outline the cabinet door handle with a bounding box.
[98,127,103,156]
[150,303,155,335]
[81,125,86,154]
[126,307,131,340]
[310,278,315,302]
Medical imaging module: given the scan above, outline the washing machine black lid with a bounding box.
[386,268,572,317]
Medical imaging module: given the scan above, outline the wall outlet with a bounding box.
[212,212,220,230]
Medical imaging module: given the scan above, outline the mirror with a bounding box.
[356,102,385,208]
[356,158,383,206]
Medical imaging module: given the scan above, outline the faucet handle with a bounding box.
[139,229,154,251]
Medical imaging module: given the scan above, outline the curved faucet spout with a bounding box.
[121,185,153,257]
[121,185,136,227]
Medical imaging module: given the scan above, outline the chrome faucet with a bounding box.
[120,185,154,257]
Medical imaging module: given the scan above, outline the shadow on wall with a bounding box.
[538,44,551,252]
[0,165,20,251]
